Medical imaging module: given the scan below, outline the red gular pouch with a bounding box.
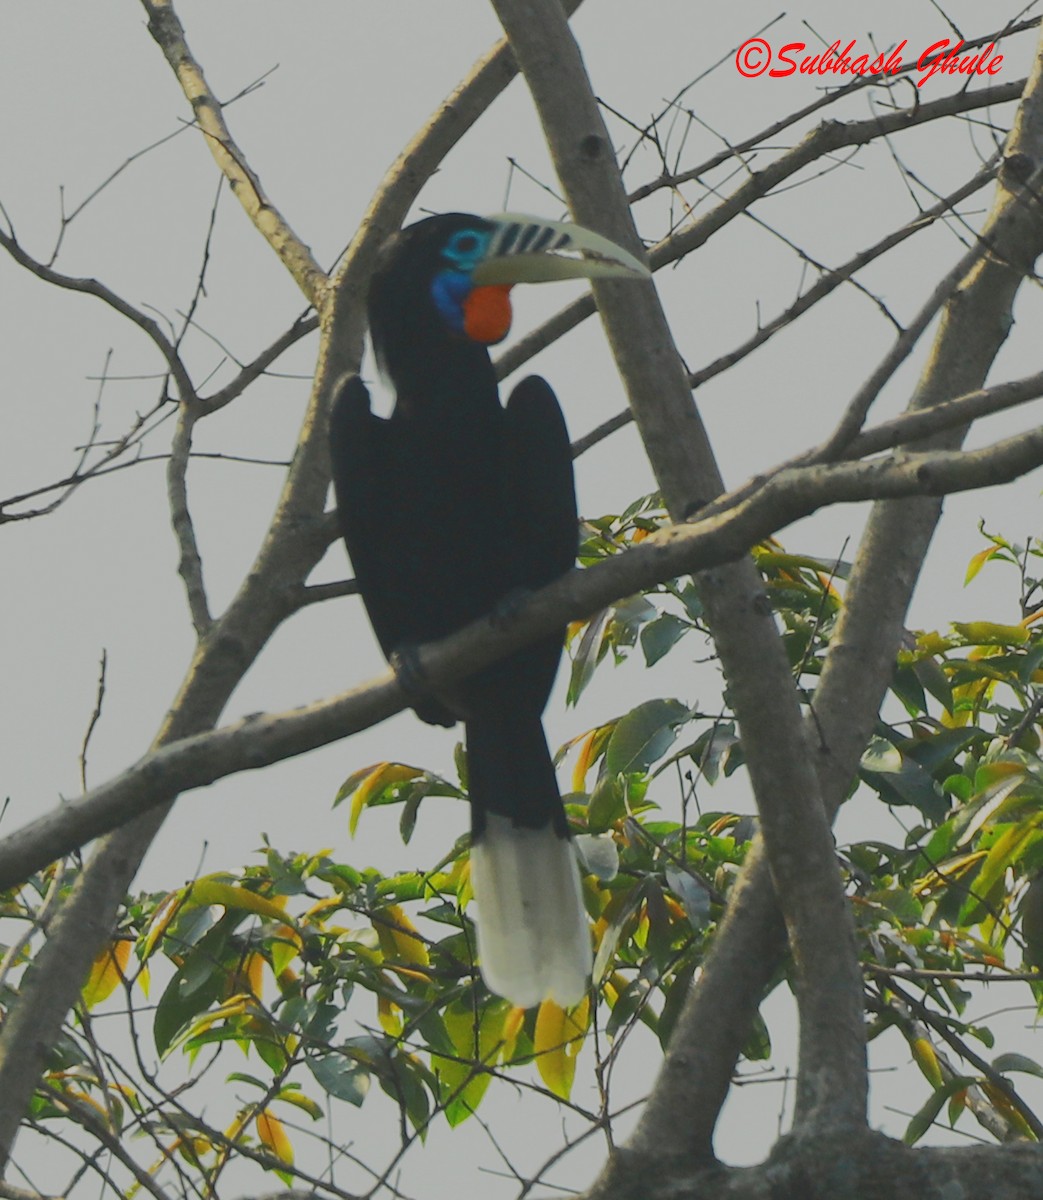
[462,284,514,344]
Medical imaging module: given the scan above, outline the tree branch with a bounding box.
[635,19,1043,1184]
[0,418,1034,888]
[0,0,555,1164]
[138,0,327,305]
[496,76,1026,392]
[0,227,196,403]
[167,405,211,634]
[489,0,867,1157]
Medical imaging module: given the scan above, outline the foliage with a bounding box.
[3,521,1042,1190]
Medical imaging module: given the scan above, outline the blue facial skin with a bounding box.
[431,227,493,334]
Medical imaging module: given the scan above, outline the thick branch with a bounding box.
[641,20,1043,1183]
[489,0,866,1151]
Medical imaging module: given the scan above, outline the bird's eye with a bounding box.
[442,228,489,270]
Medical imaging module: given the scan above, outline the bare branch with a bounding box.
[201,311,319,413]
[625,21,1035,203]
[138,0,327,304]
[0,227,195,402]
[79,651,108,792]
[167,405,211,634]
[496,77,1026,391]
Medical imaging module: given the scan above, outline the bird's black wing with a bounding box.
[502,375,578,591]
[329,374,457,727]
[466,373,576,725]
[329,375,399,655]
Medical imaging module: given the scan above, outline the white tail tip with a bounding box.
[470,813,592,1009]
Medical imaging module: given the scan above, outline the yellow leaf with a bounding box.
[81,940,131,1009]
[952,621,1030,647]
[270,930,300,980]
[178,994,253,1045]
[141,889,187,961]
[910,1036,943,1088]
[242,951,265,999]
[348,763,424,835]
[374,904,430,967]
[571,728,598,793]
[377,993,403,1036]
[225,1110,249,1143]
[302,896,344,923]
[707,813,741,837]
[973,814,1043,904]
[914,630,954,657]
[974,761,1027,786]
[62,1088,114,1127]
[534,997,590,1100]
[964,546,998,585]
[432,1002,506,1121]
[500,1005,526,1063]
[913,850,987,896]
[256,1108,294,1165]
[187,878,290,924]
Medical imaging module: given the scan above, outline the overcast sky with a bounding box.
[3,4,1043,1196]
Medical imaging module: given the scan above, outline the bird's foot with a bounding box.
[390,646,457,728]
[390,645,427,698]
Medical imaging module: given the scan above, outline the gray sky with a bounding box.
[3,3,1043,1195]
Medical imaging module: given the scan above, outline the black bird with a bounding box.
[329,212,649,1007]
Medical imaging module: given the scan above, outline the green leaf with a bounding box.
[904,1077,974,1145]
[661,722,739,784]
[153,924,238,1057]
[605,699,689,775]
[860,737,948,822]
[903,727,982,777]
[741,1011,771,1062]
[665,867,712,930]
[226,1072,269,1091]
[306,1052,371,1106]
[568,608,613,705]
[992,1052,1043,1079]
[963,814,1043,922]
[640,613,691,667]
[891,664,927,716]
[587,774,627,833]
[911,655,954,713]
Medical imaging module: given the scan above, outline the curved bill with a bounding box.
[472,213,651,285]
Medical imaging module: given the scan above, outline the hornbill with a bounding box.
[329,212,649,1008]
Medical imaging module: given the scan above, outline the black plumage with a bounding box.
[329,212,648,1006]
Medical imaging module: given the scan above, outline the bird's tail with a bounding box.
[466,712,591,1009]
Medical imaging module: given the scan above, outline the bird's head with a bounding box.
[368,212,650,392]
